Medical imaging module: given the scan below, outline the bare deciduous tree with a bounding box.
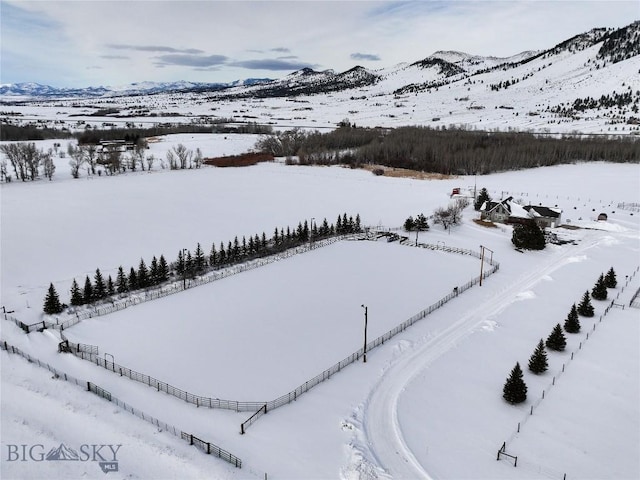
[167,144,192,170]
[42,149,55,180]
[67,143,85,179]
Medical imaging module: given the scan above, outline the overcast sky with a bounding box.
[1,0,637,88]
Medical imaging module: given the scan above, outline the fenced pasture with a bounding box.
[64,239,484,401]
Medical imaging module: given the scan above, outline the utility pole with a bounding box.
[361,304,368,363]
[479,245,494,286]
[479,245,485,286]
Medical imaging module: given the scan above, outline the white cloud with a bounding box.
[1,0,637,87]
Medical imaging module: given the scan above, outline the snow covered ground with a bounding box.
[1,133,639,479]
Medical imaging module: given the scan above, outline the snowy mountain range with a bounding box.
[0,78,273,99]
[2,21,637,102]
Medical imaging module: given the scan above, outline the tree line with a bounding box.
[256,125,639,175]
[502,268,617,404]
[43,213,362,313]
[0,121,272,143]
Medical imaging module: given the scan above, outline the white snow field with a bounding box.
[1,133,639,479]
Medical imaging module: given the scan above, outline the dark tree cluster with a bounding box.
[511,223,546,250]
[570,90,638,112]
[591,268,616,301]
[597,21,640,64]
[256,125,639,176]
[474,187,491,211]
[504,268,620,404]
[403,214,429,232]
[45,214,362,311]
[1,122,72,141]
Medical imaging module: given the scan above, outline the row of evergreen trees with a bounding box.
[43,214,362,313]
[502,268,617,404]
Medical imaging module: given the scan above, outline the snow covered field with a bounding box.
[1,133,639,479]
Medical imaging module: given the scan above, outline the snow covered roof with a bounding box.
[509,202,531,219]
[524,205,562,218]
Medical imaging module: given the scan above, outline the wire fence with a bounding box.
[0,340,242,469]
[3,314,47,334]
[497,265,640,478]
[617,202,640,212]
[54,234,499,433]
[240,242,499,433]
[50,235,349,330]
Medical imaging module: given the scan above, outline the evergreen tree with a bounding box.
[70,279,84,306]
[116,266,129,294]
[128,267,138,291]
[474,187,491,211]
[107,275,115,296]
[93,268,107,300]
[83,276,93,304]
[149,256,159,285]
[232,237,240,259]
[158,255,169,282]
[336,215,343,234]
[546,323,567,351]
[355,213,361,232]
[218,242,227,265]
[241,236,248,256]
[185,251,194,278]
[502,362,528,404]
[43,283,64,314]
[604,267,617,288]
[528,339,548,374]
[138,258,149,288]
[321,218,330,237]
[404,216,415,231]
[414,213,429,231]
[303,220,309,240]
[209,243,218,267]
[342,213,349,233]
[564,304,581,333]
[260,233,267,251]
[227,241,233,261]
[512,223,546,250]
[273,228,280,246]
[248,235,255,254]
[194,243,206,273]
[176,250,185,277]
[577,290,594,317]
[591,273,608,300]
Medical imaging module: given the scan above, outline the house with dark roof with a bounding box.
[480,197,562,228]
[480,196,514,223]
[524,205,563,228]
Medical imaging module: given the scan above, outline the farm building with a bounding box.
[480,197,562,229]
[524,205,563,228]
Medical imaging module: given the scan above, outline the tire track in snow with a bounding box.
[359,232,605,480]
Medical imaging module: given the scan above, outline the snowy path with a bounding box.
[360,231,605,479]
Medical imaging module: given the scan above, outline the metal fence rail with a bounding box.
[0,340,241,469]
[3,314,47,333]
[181,432,242,468]
[241,255,499,433]
[56,235,499,432]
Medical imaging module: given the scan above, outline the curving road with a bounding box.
[360,232,604,479]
